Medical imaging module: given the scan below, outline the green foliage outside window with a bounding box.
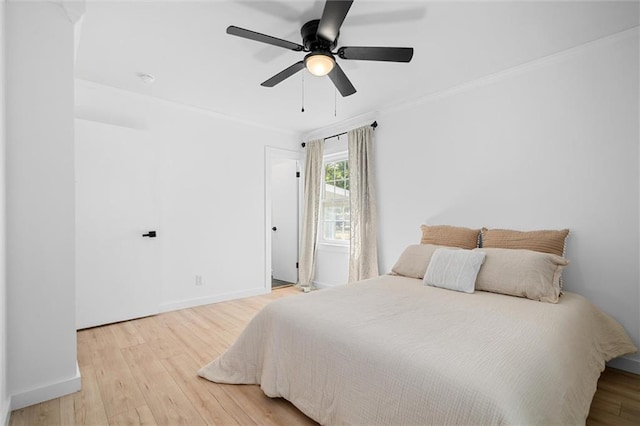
[325,160,349,190]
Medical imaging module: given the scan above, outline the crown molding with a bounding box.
[302,110,378,142]
[75,78,298,136]
[380,25,640,117]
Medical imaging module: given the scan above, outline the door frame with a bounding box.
[265,147,303,292]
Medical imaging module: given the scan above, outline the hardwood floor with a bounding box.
[9,286,640,426]
[271,278,295,289]
[587,368,640,426]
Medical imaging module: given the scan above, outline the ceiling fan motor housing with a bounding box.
[301,19,338,52]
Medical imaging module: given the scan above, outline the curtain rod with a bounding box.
[301,121,377,148]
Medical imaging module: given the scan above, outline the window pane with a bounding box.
[324,182,334,200]
[343,221,351,240]
[324,221,335,240]
[337,221,351,240]
[335,222,344,240]
[321,157,350,243]
[324,205,338,220]
[326,162,338,184]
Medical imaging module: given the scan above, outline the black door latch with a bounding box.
[142,231,157,238]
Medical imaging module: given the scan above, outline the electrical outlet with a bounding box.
[195,275,204,286]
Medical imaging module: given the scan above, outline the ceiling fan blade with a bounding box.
[327,63,356,97]
[338,46,414,62]
[317,0,354,43]
[261,61,306,87]
[227,26,304,51]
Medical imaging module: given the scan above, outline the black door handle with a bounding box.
[142,231,157,238]
[272,227,277,231]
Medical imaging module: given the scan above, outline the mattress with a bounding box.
[199,275,637,425]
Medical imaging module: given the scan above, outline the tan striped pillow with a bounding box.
[481,228,569,256]
[420,225,481,250]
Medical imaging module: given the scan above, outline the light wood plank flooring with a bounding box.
[9,286,640,425]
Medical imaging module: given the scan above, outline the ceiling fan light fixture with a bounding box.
[304,52,335,77]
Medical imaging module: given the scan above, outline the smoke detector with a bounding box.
[138,73,155,84]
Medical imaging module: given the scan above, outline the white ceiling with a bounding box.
[75,1,639,134]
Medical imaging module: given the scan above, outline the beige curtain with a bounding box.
[298,139,324,291]
[348,126,379,282]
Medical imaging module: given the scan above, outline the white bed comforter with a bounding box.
[199,275,637,425]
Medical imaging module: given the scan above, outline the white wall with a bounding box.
[311,28,640,371]
[0,0,7,423]
[75,80,299,312]
[373,29,640,370]
[5,1,79,409]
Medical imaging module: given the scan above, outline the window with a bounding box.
[321,154,350,244]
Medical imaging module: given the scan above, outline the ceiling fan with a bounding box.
[227,0,414,97]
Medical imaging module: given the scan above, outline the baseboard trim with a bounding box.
[1,397,10,426]
[9,363,81,411]
[607,355,640,375]
[160,287,270,313]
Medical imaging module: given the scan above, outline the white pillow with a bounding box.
[424,248,486,293]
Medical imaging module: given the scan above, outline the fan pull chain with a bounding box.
[334,88,337,117]
[301,72,305,113]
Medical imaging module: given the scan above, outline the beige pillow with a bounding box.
[391,244,459,279]
[481,228,569,257]
[420,225,480,250]
[473,248,569,303]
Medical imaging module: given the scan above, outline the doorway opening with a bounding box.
[265,148,303,291]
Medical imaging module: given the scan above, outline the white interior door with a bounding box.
[75,119,161,329]
[271,157,300,284]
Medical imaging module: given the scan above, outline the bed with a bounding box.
[199,274,636,425]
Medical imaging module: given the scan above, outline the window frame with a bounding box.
[319,151,350,247]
